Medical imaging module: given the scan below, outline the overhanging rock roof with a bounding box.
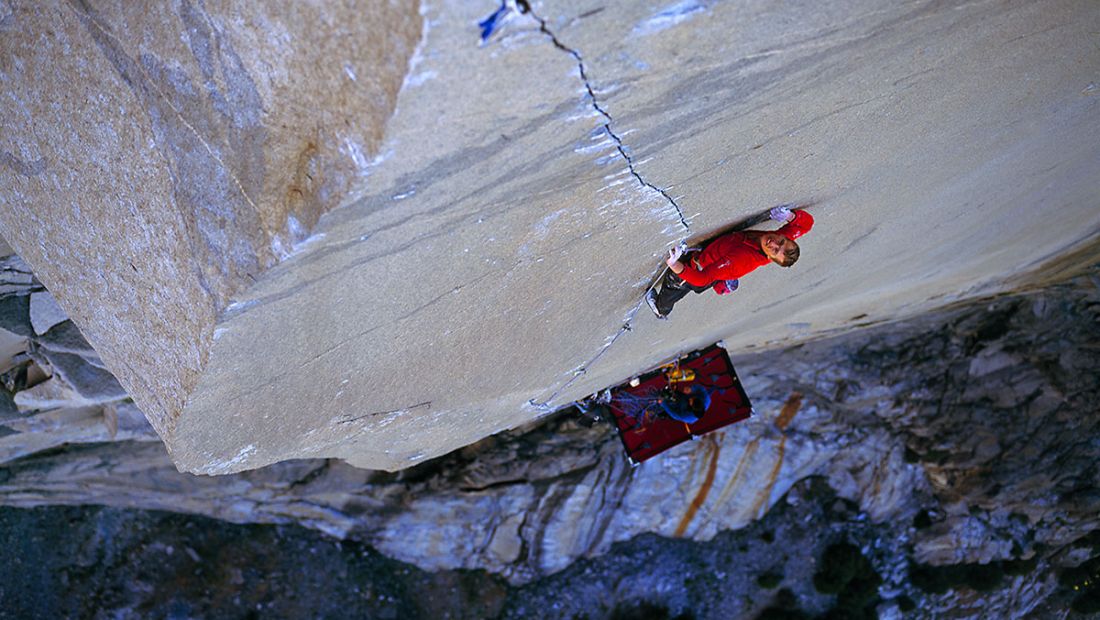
[2,0,1098,473]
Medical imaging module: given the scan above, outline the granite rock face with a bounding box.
[0,0,421,443]
[2,272,1097,593]
[2,0,1099,475]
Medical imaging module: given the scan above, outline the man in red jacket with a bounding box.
[645,206,814,319]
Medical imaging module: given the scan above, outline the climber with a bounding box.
[652,382,711,425]
[623,382,712,429]
[645,205,814,319]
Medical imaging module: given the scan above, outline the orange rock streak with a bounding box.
[674,437,722,537]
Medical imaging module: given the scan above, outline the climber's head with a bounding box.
[761,233,800,267]
[680,385,711,417]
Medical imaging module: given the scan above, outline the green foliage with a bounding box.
[909,563,950,594]
[813,543,866,594]
[773,588,797,608]
[609,601,694,620]
[755,608,809,620]
[912,511,932,529]
[1059,552,1100,614]
[922,449,951,464]
[754,590,807,620]
[1072,588,1100,614]
[683,570,718,593]
[1002,556,1038,577]
[812,542,882,619]
[1059,555,1100,587]
[819,606,877,620]
[909,556,1039,594]
[837,571,883,608]
[962,563,1004,592]
[756,570,783,589]
[896,595,916,612]
[1084,530,1100,551]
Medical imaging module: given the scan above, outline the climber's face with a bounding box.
[761,234,800,267]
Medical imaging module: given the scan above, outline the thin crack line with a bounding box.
[520,1,690,231]
[528,292,652,411]
[519,1,688,412]
[526,206,781,409]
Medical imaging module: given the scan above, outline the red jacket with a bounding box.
[677,210,814,289]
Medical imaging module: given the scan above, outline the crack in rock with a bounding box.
[515,1,692,412]
[518,0,691,231]
[528,300,648,412]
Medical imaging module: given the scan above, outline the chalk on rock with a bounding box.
[30,292,67,335]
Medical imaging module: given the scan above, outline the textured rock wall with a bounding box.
[0,253,159,463]
[2,0,1098,476]
[172,0,1100,474]
[0,0,421,437]
[2,269,1096,588]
